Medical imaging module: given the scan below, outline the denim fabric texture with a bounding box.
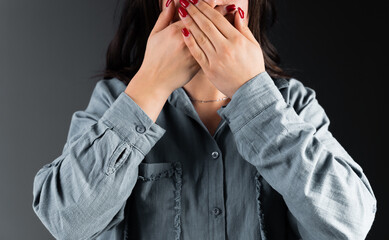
[32,71,377,240]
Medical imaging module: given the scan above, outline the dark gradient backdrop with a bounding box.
[0,0,387,239]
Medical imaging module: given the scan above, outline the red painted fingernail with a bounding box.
[226,4,236,12]
[166,0,173,7]
[182,28,190,37]
[189,0,198,4]
[238,7,244,19]
[180,0,189,8]
[178,6,188,18]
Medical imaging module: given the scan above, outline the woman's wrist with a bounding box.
[133,68,173,97]
[124,71,171,123]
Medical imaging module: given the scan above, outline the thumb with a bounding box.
[150,0,175,36]
[234,7,258,45]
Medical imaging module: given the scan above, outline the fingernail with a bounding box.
[166,0,173,7]
[226,4,236,12]
[178,6,188,18]
[189,0,198,4]
[180,0,190,8]
[238,7,244,19]
[182,28,190,37]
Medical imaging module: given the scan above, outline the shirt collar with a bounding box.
[167,77,289,108]
[166,76,289,132]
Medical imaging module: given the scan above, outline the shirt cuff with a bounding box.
[99,91,167,155]
[217,71,285,134]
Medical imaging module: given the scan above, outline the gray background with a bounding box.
[0,0,118,239]
[1,0,386,239]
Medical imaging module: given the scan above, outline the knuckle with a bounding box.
[186,38,195,48]
[193,50,204,63]
[196,35,208,46]
[187,19,196,29]
[214,15,225,25]
[203,22,213,33]
[186,40,198,54]
[219,44,233,58]
[224,49,234,58]
[193,50,203,60]
[170,24,181,36]
[220,42,229,52]
[191,10,201,19]
[232,35,244,45]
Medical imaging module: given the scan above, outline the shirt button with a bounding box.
[212,207,222,216]
[135,125,146,133]
[211,151,219,159]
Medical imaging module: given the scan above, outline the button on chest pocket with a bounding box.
[125,161,182,240]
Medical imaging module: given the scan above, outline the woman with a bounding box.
[32,0,377,239]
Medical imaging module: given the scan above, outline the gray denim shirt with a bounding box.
[32,71,377,240]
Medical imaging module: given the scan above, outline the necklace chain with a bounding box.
[188,96,230,103]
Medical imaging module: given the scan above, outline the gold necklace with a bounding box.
[188,96,230,103]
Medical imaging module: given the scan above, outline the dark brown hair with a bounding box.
[91,0,292,85]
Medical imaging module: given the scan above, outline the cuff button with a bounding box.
[136,125,146,133]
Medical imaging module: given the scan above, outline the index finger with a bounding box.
[190,0,239,39]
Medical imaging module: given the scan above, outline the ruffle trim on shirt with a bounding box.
[255,172,268,240]
[173,162,183,240]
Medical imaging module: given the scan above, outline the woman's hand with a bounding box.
[133,0,200,96]
[178,0,266,98]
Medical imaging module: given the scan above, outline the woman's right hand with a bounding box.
[132,0,200,95]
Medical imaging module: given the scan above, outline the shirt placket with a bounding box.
[168,87,227,240]
[207,146,226,240]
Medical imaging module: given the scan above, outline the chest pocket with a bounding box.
[125,161,183,240]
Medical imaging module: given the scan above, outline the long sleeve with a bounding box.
[217,71,377,239]
[32,79,167,240]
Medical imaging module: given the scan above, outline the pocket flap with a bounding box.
[138,161,181,181]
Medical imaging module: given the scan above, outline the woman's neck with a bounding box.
[182,69,230,104]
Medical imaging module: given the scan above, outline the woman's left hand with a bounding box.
[178,0,266,98]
